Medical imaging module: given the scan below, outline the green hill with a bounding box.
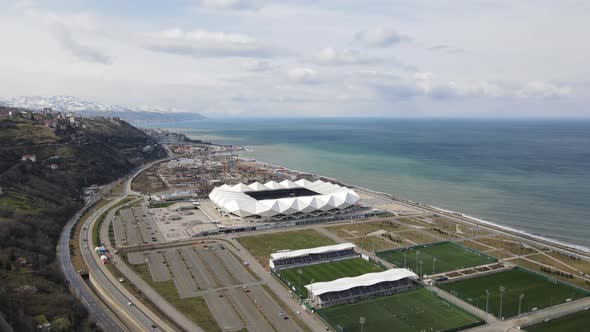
[0,109,167,331]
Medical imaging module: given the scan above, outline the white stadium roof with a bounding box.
[270,243,356,260]
[304,269,418,296]
[209,179,360,219]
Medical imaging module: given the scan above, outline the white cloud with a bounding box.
[354,28,409,48]
[143,28,278,58]
[243,59,274,71]
[428,44,465,53]
[287,67,318,84]
[516,81,573,99]
[307,47,378,65]
[54,24,112,64]
[197,0,266,11]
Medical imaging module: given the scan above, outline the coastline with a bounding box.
[238,155,590,256]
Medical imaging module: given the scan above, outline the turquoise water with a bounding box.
[144,118,590,249]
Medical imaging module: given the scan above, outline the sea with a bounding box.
[143,118,590,250]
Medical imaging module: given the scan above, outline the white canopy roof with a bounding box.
[305,269,417,296]
[270,243,356,260]
[209,179,360,218]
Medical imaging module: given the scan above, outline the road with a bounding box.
[79,161,176,332]
[56,182,127,332]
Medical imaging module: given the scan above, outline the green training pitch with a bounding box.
[276,258,383,298]
[439,268,589,319]
[319,288,482,332]
[526,309,590,332]
[376,241,496,276]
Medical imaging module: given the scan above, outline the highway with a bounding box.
[56,183,127,332]
[57,159,170,332]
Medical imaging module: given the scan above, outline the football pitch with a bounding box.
[526,309,590,332]
[276,258,383,298]
[319,288,482,332]
[439,268,589,319]
[376,241,496,276]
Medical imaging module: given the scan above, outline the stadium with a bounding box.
[305,269,418,308]
[209,179,360,222]
[269,243,359,270]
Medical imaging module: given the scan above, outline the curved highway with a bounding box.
[57,160,170,332]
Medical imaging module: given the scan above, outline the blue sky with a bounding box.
[1,0,589,118]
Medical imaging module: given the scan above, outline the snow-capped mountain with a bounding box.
[2,95,204,123]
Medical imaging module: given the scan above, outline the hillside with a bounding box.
[0,108,167,331]
[2,95,205,124]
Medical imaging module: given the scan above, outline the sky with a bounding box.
[1,0,589,118]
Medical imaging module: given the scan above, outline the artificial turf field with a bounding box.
[526,309,590,332]
[376,241,496,275]
[439,268,589,319]
[276,258,383,298]
[319,288,482,332]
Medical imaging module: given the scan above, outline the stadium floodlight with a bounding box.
[297,269,303,299]
[432,257,437,275]
[419,260,423,278]
[499,286,506,319]
[518,293,525,316]
[403,253,407,268]
[416,251,420,272]
[485,289,490,315]
[359,317,366,332]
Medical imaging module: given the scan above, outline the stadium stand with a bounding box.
[305,269,418,308]
[270,243,359,270]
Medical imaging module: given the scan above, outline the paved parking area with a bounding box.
[164,250,199,298]
[179,248,213,290]
[147,252,171,282]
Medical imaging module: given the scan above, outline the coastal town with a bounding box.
[69,136,590,332]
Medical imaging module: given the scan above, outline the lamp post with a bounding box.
[518,293,525,316]
[433,257,437,275]
[419,260,423,278]
[499,286,505,319]
[297,269,303,298]
[360,317,366,332]
[485,289,490,315]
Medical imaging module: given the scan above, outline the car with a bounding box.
[84,245,88,249]
[127,302,133,306]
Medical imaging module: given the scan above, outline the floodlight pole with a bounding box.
[403,253,406,268]
[485,289,490,315]
[499,286,505,319]
[297,269,302,299]
[419,260,423,278]
[360,317,366,332]
[433,257,437,275]
[416,251,420,273]
[518,293,524,316]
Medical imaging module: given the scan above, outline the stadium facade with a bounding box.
[305,269,418,308]
[269,243,358,270]
[209,179,360,222]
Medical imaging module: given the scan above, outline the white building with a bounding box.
[305,269,418,308]
[209,179,360,222]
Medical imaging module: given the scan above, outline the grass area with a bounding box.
[377,242,496,275]
[349,235,400,252]
[277,258,384,298]
[439,268,589,319]
[393,230,439,245]
[459,240,495,253]
[237,229,336,264]
[476,237,538,256]
[526,309,590,332]
[0,190,42,214]
[149,202,176,209]
[325,220,406,239]
[129,263,221,332]
[547,252,590,275]
[319,288,482,332]
[526,253,578,274]
[514,258,590,290]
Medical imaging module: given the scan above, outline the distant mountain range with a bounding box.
[1,95,205,123]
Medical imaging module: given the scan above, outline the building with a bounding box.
[305,269,418,308]
[20,154,37,162]
[209,179,360,222]
[270,243,358,271]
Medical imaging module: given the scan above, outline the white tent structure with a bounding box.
[209,179,360,221]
